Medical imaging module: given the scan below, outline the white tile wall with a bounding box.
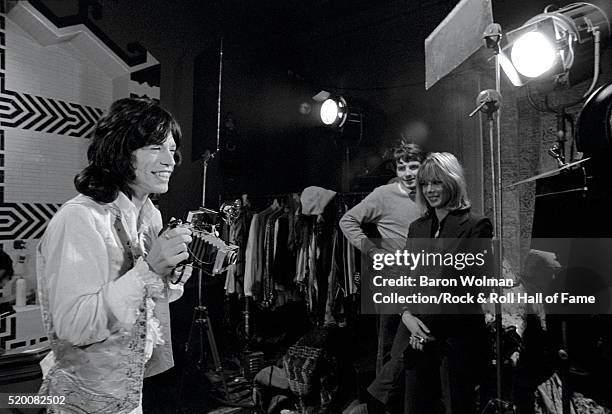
[1,3,158,262]
[2,15,120,207]
[6,19,113,110]
[3,128,86,204]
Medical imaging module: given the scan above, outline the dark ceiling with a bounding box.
[220,0,462,97]
[217,0,589,88]
[34,0,612,198]
[40,0,608,104]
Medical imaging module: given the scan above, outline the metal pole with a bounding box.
[202,156,208,208]
[202,37,224,208]
[494,51,504,407]
[474,22,511,412]
[215,37,224,155]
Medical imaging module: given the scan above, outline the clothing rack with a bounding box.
[223,191,371,208]
[219,189,368,329]
[225,190,370,199]
[224,192,299,200]
[223,193,299,211]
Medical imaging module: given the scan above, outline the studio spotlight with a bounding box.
[311,91,362,130]
[500,2,610,87]
[312,91,362,129]
[320,96,348,127]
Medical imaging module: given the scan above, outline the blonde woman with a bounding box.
[376,152,492,414]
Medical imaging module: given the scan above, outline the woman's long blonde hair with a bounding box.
[415,152,470,216]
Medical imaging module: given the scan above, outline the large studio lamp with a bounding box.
[320,96,348,127]
[313,90,362,129]
[312,91,363,191]
[500,2,610,87]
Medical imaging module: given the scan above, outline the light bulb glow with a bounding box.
[510,31,558,78]
[320,99,340,125]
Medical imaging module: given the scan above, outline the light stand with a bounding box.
[177,152,232,406]
[469,22,515,414]
[178,36,245,407]
[517,20,607,414]
[185,263,229,397]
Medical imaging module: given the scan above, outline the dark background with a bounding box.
[32,2,612,411]
[40,0,612,219]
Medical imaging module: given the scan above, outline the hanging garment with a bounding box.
[244,213,261,297]
[272,216,293,288]
[224,207,250,295]
[304,223,318,314]
[262,207,285,307]
[324,230,339,326]
[255,201,281,300]
[535,373,576,414]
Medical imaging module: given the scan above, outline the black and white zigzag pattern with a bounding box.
[1,0,6,206]
[0,202,60,240]
[0,75,103,138]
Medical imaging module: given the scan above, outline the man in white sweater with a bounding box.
[340,142,424,255]
[339,143,425,413]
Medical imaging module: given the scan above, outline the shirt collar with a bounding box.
[430,206,471,227]
[111,192,156,228]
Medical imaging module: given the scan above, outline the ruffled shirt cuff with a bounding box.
[168,283,184,303]
[144,297,164,360]
[137,259,165,299]
[167,265,193,303]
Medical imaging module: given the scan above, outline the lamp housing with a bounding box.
[500,2,610,87]
[320,96,348,127]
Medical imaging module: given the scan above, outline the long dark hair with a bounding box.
[74,98,182,203]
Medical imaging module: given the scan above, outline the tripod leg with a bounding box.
[203,307,230,400]
[185,306,197,353]
[178,304,206,406]
[197,308,206,370]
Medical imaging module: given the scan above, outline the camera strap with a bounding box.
[113,214,140,273]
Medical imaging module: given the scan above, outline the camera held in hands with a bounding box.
[161,207,239,276]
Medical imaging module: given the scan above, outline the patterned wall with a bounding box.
[0,1,159,287]
[0,0,5,226]
[0,202,60,240]
[0,1,162,352]
[0,79,103,137]
[0,3,106,250]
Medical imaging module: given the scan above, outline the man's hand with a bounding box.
[401,311,434,351]
[146,227,192,276]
